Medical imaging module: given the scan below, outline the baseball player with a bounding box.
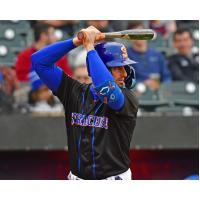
[31,26,138,180]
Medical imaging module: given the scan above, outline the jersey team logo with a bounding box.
[121,46,128,60]
[99,86,110,95]
[71,112,108,129]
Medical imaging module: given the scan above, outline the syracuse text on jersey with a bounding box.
[71,112,108,129]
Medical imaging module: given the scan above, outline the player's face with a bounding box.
[173,32,193,55]
[110,66,127,87]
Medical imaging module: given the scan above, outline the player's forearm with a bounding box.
[31,39,77,66]
[31,38,78,92]
[87,50,124,110]
[87,50,114,86]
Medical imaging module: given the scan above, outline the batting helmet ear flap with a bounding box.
[124,65,136,89]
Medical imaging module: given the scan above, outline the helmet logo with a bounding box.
[121,46,128,60]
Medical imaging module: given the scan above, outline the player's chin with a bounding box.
[116,80,125,87]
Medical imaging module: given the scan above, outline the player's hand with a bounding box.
[73,36,83,47]
[81,26,98,51]
[80,26,104,51]
[87,26,104,43]
[73,26,104,47]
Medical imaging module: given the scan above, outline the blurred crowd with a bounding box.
[0,20,199,115]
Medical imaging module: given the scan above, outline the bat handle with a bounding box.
[77,31,105,41]
[77,31,85,40]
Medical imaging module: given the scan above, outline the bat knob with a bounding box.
[152,31,157,40]
[77,31,85,40]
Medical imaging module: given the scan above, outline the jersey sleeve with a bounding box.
[114,89,138,117]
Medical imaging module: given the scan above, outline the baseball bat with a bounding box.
[77,29,157,41]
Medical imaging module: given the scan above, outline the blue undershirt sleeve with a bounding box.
[31,39,76,92]
[87,50,125,110]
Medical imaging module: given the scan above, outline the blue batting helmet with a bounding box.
[93,42,137,89]
[94,42,137,67]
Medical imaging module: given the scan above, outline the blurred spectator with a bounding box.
[0,67,19,96]
[72,50,92,84]
[110,20,130,31]
[127,21,171,90]
[36,20,79,37]
[15,23,73,82]
[86,20,114,32]
[149,20,177,38]
[168,29,199,82]
[28,68,63,114]
[176,20,199,30]
[0,69,16,113]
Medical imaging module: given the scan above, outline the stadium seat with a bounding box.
[148,32,171,56]
[0,20,31,35]
[54,29,70,41]
[155,105,198,115]
[0,25,16,40]
[149,32,168,48]
[155,105,183,113]
[0,46,16,67]
[193,29,199,47]
[159,81,199,109]
[134,83,169,112]
[0,36,26,53]
[0,21,32,54]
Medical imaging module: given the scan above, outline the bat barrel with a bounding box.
[77,29,157,41]
[105,29,157,40]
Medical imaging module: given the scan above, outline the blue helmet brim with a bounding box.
[106,58,137,67]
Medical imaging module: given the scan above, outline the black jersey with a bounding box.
[54,72,138,179]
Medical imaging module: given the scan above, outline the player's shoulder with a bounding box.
[54,71,88,97]
[122,88,139,108]
[122,87,136,96]
[113,88,138,117]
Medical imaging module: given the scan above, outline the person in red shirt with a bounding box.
[15,23,73,82]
